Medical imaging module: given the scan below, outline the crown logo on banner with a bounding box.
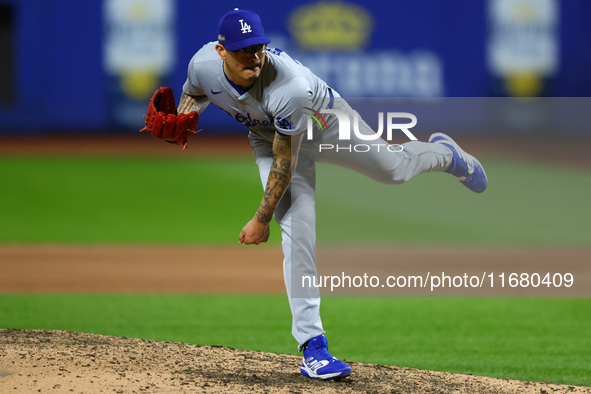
[288,1,373,50]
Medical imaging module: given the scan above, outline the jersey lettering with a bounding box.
[234,112,273,128]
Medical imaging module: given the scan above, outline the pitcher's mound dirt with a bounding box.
[1,329,589,394]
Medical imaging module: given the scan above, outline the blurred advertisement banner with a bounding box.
[103,0,176,128]
[279,1,444,97]
[4,0,591,133]
[488,0,559,96]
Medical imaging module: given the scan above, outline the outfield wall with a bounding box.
[0,0,590,134]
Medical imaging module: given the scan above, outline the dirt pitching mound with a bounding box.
[1,330,589,393]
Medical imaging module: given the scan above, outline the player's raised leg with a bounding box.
[315,98,487,193]
[315,98,452,184]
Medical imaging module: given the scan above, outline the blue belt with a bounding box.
[327,87,334,109]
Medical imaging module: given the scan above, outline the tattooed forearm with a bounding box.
[256,162,290,223]
[255,133,302,224]
[178,93,210,114]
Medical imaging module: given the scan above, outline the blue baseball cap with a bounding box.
[218,8,271,51]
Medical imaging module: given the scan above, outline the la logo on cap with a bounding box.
[239,19,252,33]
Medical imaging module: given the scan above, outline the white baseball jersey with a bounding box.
[182,42,332,142]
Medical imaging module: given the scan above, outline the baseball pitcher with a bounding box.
[141,8,487,381]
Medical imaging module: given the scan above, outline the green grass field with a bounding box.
[1,155,590,386]
[1,155,590,245]
[0,157,279,244]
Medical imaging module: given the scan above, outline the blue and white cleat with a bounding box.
[300,335,351,380]
[429,132,488,193]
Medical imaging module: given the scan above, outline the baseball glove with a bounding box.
[140,87,200,150]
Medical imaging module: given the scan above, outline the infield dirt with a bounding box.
[2,329,590,393]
